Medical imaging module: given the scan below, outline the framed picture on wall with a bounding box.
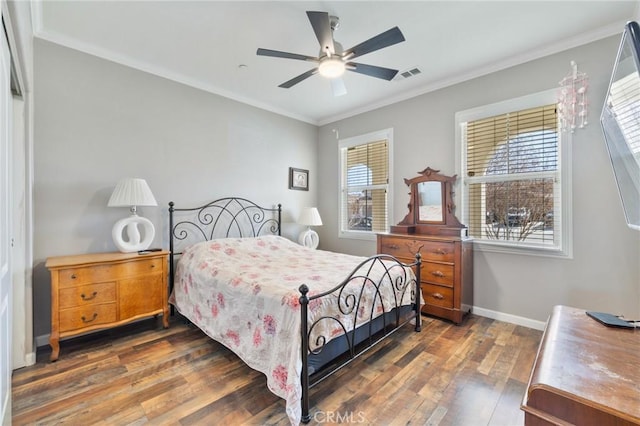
[289,167,309,191]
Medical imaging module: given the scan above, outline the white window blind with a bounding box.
[339,132,391,238]
[464,104,560,248]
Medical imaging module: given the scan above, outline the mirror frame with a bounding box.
[392,167,465,236]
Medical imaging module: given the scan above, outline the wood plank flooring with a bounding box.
[12,314,542,425]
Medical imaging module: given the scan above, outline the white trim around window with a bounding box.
[455,89,573,258]
[338,128,394,241]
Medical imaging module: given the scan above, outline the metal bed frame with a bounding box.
[168,197,422,423]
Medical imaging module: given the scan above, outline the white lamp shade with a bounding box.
[108,178,157,207]
[298,207,323,226]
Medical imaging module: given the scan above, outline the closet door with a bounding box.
[0,8,13,424]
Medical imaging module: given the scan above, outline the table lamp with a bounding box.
[108,178,157,252]
[298,207,322,249]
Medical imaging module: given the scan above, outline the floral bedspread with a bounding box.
[171,235,418,425]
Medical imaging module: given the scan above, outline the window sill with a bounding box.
[338,230,378,241]
[472,240,573,259]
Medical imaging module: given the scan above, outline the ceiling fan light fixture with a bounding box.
[318,58,345,78]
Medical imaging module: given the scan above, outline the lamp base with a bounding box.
[112,214,155,253]
[298,228,319,249]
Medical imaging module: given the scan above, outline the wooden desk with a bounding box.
[522,305,640,425]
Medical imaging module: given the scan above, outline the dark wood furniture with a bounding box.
[46,251,169,361]
[521,305,640,425]
[379,167,473,323]
[377,233,472,324]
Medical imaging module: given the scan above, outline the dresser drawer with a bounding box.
[58,282,116,309]
[379,236,455,263]
[421,283,453,308]
[378,236,425,259]
[423,262,454,286]
[59,303,117,332]
[119,258,164,278]
[57,258,163,288]
[420,241,455,263]
[58,264,116,288]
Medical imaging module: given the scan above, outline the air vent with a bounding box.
[396,67,422,80]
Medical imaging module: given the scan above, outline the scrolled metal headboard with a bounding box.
[168,197,282,293]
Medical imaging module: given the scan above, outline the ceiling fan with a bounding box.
[256,11,405,96]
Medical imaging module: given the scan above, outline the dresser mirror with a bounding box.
[392,167,465,236]
[417,181,444,223]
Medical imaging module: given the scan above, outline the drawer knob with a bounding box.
[432,293,444,300]
[81,313,98,323]
[434,249,447,255]
[432,271,445,278]
[150,264,156,269]
[387,244,399,250]
[70,274,77,279]
[81,291,98,301]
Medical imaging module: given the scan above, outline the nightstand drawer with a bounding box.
[423,262,454,286]
[421,283,453,308]
[59,303,117,332]
[59,282,116,309]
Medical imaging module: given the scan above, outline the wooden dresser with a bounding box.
[522,305,640,425]
[46,251,170,361]
[377,233,473,324]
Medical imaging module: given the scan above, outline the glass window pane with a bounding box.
[467,178,556,245]
[345,189,387,232]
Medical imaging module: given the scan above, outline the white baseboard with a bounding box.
[25,352,36,366]
[472,305,546,331]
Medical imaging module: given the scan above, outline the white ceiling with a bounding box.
[33,1,638,125]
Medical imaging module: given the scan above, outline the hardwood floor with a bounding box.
[12,314,542,425]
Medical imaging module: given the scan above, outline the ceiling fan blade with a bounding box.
[343,27,405,60]
[306,11,336,55]
[257,48,318,62]
[347,62,399,80]
[278,68,319,88]
[331,77,347,97]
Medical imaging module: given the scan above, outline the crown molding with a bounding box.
[317,20,627,126]
[30,0,628,128]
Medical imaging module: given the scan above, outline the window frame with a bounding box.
[455,89,573,258]
[338,128,394,241]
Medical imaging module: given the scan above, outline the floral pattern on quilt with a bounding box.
[171,235,418,425]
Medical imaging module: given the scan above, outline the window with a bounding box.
[339,129,393,240]
[456,90,572,257]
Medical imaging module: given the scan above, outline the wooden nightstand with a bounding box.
[45,250,170,361]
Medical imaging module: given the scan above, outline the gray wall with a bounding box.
[33,39,318,338]
[318,35,640,324]
[33,33,640,338]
